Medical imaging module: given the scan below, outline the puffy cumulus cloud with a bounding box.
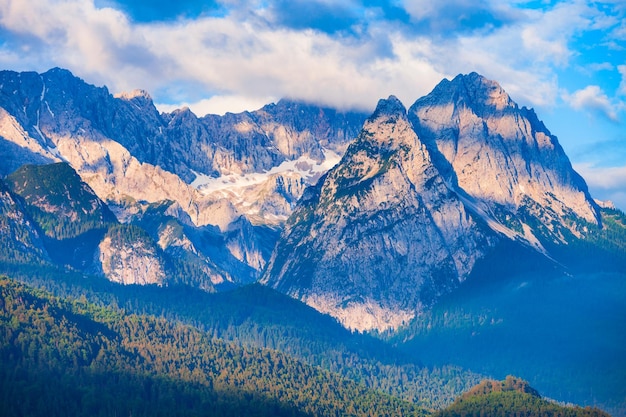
[576,163,626,189]
[400,0,522,35]
[0,0,623,116]
[0,0,446,112]
[0,0,158,92]
[564,85,619,122]
[516,0,622,71]
[156,94,277,117]
[141,18,443,111]
[574,162,626,210]
[619,65,626,96]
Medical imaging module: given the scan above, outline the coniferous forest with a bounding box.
[0,275,614,416]
[0,67,624,417]
[0,275,427,417]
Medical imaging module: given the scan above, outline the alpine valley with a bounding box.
[0,68,624,416]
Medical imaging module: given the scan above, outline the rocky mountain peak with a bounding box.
[43,67,77,79]
[409,72,600,240]
[423,72,516,117]
[347,95,414,157]
[40,67,111,103]
[263,73,609,331]
[262,91,492,331]
[0,67,615,334]
[115,89,154,106]
[0,67,370,289]
[369,95,406,119]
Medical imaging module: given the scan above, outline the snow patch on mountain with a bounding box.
[192,149,341,193]
[191,149,342,226]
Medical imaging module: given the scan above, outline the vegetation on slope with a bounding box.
[435,376,610,417]
[396,264,626,415]
[0,275,427,417]
[0,162,483,410]
[0,179,48,265]
[5,162,117,240]
[0,263,484,411]
[2,165,623,415]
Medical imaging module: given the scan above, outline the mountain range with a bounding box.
[1,276,610,417]
[263,73,604,331]
[0,67,625,415]
[0,67,368,288]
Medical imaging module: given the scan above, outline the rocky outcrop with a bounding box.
[262,96,493,331]
[0,68,367,284]
[409,73,600,244]
[94,225,166,286]
[263,75,603,332]
[0,68,607,319]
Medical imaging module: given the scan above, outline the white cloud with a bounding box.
[575,162,626,189]
[574,162,626,210]
[156,94,277,117]
[391,1,615,110]
[0,0,151,92]
[0,0,448,112]
[589,62,614,72]
[618,65,626,96]
[518,2,597,67]
[564,85,619,122]
[0,0,621,116]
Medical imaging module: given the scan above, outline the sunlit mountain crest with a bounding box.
[0,68,618,330]
[263,74,605,331]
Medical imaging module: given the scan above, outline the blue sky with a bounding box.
[0,0,625,209]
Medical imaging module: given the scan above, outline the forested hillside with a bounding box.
[0,275,427,417]
[1,265,484,411]
[5,163,117,240]
[435,376,610,417]
[0,67,623,417]
[0,276,613,417]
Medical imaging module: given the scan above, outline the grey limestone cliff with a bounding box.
[409,73,600,245]
[0,68,367,286]
[262,96,493,331]
[263,74,603,331]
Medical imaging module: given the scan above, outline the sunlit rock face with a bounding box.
[264,74,602,332]
[409,73,600,243]
[95,230,166,286]
[0,68,604,328]
[0,68,367,285]
[262,96,493,332]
